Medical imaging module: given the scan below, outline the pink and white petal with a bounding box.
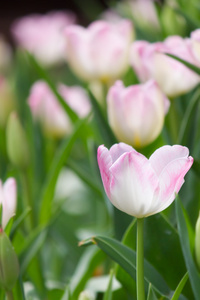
[109,142,134,164]
[2,178,17,229]
[155,156,193,213]
[97,145,113,198]
[149,145,190,176]
[109,151,159,217]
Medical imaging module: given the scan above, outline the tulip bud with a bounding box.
[65,20,134,83]
[107,80,170,148]
[0,230,19,291]
[195,212,200,270]
[78,290,95,300]
[6,112,30,169]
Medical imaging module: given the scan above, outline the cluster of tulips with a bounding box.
[0,0,200,299]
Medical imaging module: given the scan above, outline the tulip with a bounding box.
[107,80,170,148]
[130,36,200,97]
[11,11,76,67]
[28,81,91,138]
[97,143,193,218]
[190,29,200,64]
[78,290,95,300]
[0,178,17,230]
[65,20,134,83]
[127,0,160,30]
[0,77,15,128]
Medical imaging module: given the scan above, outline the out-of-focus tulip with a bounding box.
[130,36,200,97]
[0,178,17,229]
[65,20,134,83]
[11,11,76,67]
[0,230,19,291]
[78,290,95,300]
[97,143,193,218]
[28,81,91,138]
[190,29,200,64]
[127,0,159,30]
[107,80,170,148]
[0,77,15,128]
[6,113,30,169]
[0,36,12,71]
[195,212,200,270]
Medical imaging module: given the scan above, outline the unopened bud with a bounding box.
[0,230,19,290]
[78,290,95,300]
[195,212,200,270]
[6,112,30,169]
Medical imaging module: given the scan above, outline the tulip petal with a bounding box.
[149,145,190,176]
[153,156,193,215]
[97,145,113,198]
[2,178,17,229]
[109,151,159,217]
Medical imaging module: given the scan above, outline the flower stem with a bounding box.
[137,218,145,300]
[6,290,14,300]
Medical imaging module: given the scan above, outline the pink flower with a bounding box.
[12,11,76,67]
[190,29,200,63]
[97,143,193,218]
[0,178,17,229]
[65,20,134,82]
[107,80,170,147]
[130,36,200,97]
[28,81,91,138]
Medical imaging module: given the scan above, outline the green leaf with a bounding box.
[10,207,32,239]
[62,247,105,300]
[178,88,200,145]
[80,235,170,297]
[171,272,189,300]
[27,52,79,123]
[176,197,200,299]
[18,225,47,274]
[87,89,117,148]
[103,269,114,300]
[39,119,86,224]
[147,284,158,300]
[165,53,200,76]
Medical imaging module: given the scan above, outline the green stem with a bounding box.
[137,218,145,300]
[6,290,14,300]
[20,171,34,231]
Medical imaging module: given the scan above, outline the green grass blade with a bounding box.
[80,235,170,296]
[87,89,117,148]
[103,269,114,300]
[171,272,189,300]
[39,119,86,224]
[165,53,200,76]
[176,197,200,299]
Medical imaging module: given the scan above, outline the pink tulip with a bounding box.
[190,29,200,63]
[107,80,170,147]
[130,36,200,97]
[65,20,134,82]
[97,143,193,218]
[0,178,17,229]
[12,11,76,67]
[28,81,91,138]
